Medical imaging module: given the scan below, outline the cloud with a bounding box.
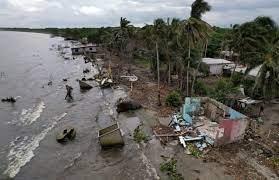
[0,0,278,27]
[75,6,104,16]
[7,0,62,12]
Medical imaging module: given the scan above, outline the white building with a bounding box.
[202,58,234,75]
[71,43,97,55]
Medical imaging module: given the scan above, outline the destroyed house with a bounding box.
[71,43,97,55]
[182,97,248,145]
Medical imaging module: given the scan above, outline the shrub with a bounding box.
[231,73,244,86]
[133,126,148,143]
[194,80,209,96]
[160,158,184,180]
[209,78,238,103]
[165,91,181,107]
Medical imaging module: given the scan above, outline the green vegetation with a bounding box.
[209,78,239,103]
[133,126,148,143]
[270,157,279,167]
[160,158,184,180]
[187,144,203,158]
[166,91,181,107]
[3,0,278,100]
[193,80,208,96]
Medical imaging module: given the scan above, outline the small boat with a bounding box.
[56,127,76,143]
[79,80,93,90]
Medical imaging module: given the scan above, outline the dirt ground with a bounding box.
[98,49,278,180]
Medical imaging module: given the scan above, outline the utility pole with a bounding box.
[156,42,161,106]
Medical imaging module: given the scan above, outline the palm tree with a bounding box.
[191,0,211,20]
[253,30,279,98]
[227,16,279,98]
[114,17,132,58]
[183,0,212,96]
[153,18,166,105]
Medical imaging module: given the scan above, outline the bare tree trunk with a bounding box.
[156,42,161,106]
[187,40,191,97]
[204,39,208,58]
[191,61,202,95]
[191,43,206,95]
[167,46,171,85]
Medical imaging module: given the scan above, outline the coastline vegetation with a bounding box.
[2,0,278,101]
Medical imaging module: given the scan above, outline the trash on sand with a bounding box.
[98,123,124,148]
[56,127,76,143]
[63,78,68,82]
[120,75,138,82]
[83,68,90,74]
[179,136,186,148]
[100,78,113,89]
[116,100,142,113]
[1,97,16,103]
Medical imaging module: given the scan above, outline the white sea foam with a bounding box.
[4,113,67,178]
[19,101,45,125]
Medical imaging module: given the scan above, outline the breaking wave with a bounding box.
[19,101,45,125]
[3,113,67,178]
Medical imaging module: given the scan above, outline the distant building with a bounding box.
[232,65,262,79]
[202,58,234,75]
[71,43,97,55]
[220,50,239,61]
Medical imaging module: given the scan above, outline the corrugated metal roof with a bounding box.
[202,58,233,65]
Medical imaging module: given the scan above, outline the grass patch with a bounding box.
[160,158,184,180]
[187,144,202,158]
[133,126,148,143]
[134,57,150,69]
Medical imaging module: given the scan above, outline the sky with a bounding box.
[0,0,279,28]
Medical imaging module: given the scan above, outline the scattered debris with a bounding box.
[63,78,68,82]
[153,97,250,159]
[1,97,16,103]
[56,127,76,143]
[47,81,53,86]
[116,99,142,113]
[83,68,90,74]
[100,78,113,89]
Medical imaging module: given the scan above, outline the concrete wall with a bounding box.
[209,64,223,75]
[184,97,249,145]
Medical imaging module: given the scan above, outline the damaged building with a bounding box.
[181,97,249,146]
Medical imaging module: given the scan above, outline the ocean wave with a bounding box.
[19,101,45,126]
[3,113,67,178]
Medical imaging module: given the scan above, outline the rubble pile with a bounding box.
[154,97,249,155]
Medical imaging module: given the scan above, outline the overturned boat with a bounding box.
[79,80,93,90]
[56,127,76,143]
